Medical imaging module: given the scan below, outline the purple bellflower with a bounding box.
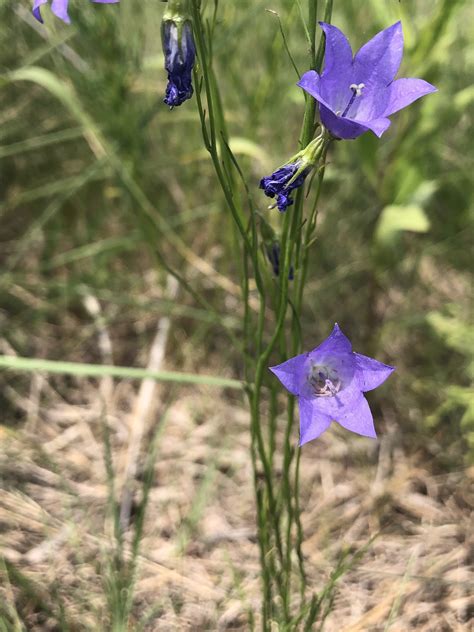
[298,22,437,140]
[33,0,118,24]
[270,324,394,446]
[162,3,196,108]
[260,134,325,212]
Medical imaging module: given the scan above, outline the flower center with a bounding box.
[341,83,366,118]
[308,364,341,397]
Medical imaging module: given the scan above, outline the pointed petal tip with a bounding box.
[297,70,319,89]
[318,21,332,31]
[32,9,44,23]
[383,78,438,117]
[331,322,344,336]
[318,21,344,31]
[268,365,283,379]
[386,20,403,36]
[298,420,331,446]
[373,118,392,138]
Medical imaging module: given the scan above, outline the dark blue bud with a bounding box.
[265,241,294,281]
[162,20,196,108]
[266,242,280,276]
[259,162,309,212]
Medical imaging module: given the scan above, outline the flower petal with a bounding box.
[383,78,438,117]
[350,84,392,120]
[319,103,369,139]
[318,22,354,110]
[353,22,403,88]
[298,397,332,446]
[269,353,308,396]
[51,0,70,23]
[32,0,48,22]
[309,376,361,418]
[353,116,392,138]
[319,22,353,76]
[336,394,377,438]
[354,353,395,392]
[310,323,352,358]
[298,71,335,112]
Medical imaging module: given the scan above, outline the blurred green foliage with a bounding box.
[0,0,472,463]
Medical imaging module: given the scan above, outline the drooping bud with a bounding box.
[264,241,294,280]
[161,0,196,108]
[259,132,326,212]
[258,213,294,280]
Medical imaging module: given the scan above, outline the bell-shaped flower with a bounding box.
[298,22,437,139]
[270,324,395,445]
[33,0,119,24]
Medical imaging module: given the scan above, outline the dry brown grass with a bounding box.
[0,371,472,631]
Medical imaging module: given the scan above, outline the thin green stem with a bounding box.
[309,1,318,69]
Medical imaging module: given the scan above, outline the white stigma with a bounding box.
[350,83,365,97]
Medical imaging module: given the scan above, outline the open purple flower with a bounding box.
[33,0,119,24]
[162,18,196,108]
[298,22,437,140]
[270,324,394,445]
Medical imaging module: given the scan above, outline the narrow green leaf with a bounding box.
[0,355,243,389]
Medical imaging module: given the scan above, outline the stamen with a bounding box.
[341,83,366,118]
[325,379,338,396]
[308,364,342,397]
[350,82,365,97]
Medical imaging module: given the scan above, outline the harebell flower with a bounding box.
[298,22,437,139]
[270,324,395,445]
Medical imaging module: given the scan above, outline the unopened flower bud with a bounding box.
[162,0,196,108]
[259,133,326,212]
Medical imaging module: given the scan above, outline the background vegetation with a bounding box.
[0,0,472,629]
